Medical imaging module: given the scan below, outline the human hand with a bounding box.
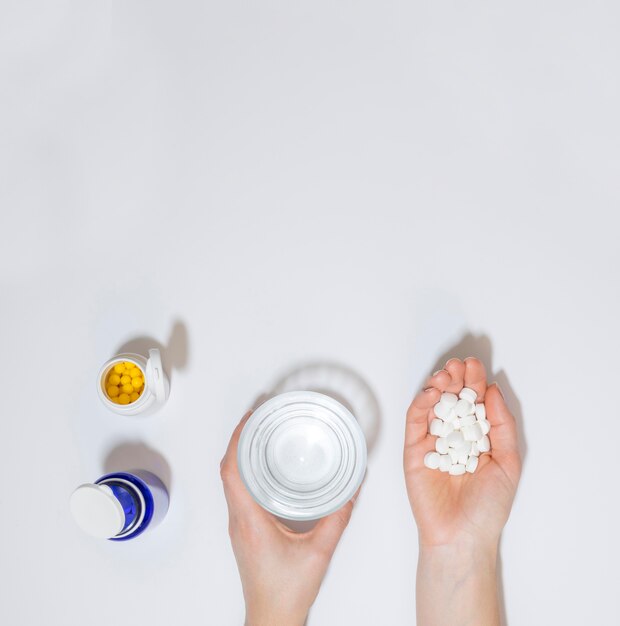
[404,358,521,626]
[221,412,360,626]
[404,357,521,549]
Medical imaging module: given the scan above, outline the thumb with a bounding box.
[485,383,521,480]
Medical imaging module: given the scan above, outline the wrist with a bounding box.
[419,528,500,556]
[417,538,501,626]
[245,606,308,626]
[419,537,498,572]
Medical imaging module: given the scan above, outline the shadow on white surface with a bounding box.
[428,332,526,626]
[253,361,382,456]
[115,319,189,385]
[103,441,173,495]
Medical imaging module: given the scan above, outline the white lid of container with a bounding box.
[238,391,367,521]
[70,484,125,538]
[146,348,166,402]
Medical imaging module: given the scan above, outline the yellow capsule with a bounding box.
[112,397,120,404]
[129,367,142,379]
[113,363,126,374]
[130,391,140,402]
[121,383,133,394]
[131,376,144,390]
[120,375,131,385]
[123,361,136,370]
[107,385,120,398]
[108,373,121,386]
[118,393,130,405]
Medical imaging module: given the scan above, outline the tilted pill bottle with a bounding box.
[97,349,169,416]
[70,471,169,541]
[238,391,367,522]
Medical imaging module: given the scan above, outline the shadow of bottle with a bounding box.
[114,319,189,385]
[428,332,526,626]
[103,441,173,495]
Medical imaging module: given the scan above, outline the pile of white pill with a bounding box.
[423,387,491,476]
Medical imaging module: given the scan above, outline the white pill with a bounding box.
[435,437,450,454]
[433,401,451,420]
[456,441,473,456]
[449,463,466,476]
[475,403,486,420]
[439,454,452,472]
[466,456,479,473]
[470,441,480,457]
[459,387,477,403]
[440,392,458,407]
[462,422,483,442]
[440,420,455,437]
[478,418,491,435]
[447,430,465,449]
[455,399,474,418]
[477,435,491,453]
[430,419,444,436]
[452,418,462,431]
[457,450,469,464]
[460,413,476,427]
[424,451,441,469]
[448,448,460,464]
[444,407,459,423]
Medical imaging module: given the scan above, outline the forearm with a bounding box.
[416,539,500,626]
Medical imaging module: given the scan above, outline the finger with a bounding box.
[311,488,360,555]
[424,369,452,392]
[444,358,465,393]
[221,411,252,471]
[485,384,521,479]
[220,412,263,515]
[405,387,441,448]
[463,357,488,401]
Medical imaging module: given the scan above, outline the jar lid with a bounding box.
[238,391,367,521]
[146,348,166,402]
[69,484,125,538]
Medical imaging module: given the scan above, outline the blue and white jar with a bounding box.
[70,471,169,540]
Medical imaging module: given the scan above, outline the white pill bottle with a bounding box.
[97,349,169,416]
[70,470,169,541]
[238,391,367,523]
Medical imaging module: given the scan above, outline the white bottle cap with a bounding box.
[70,484,125,538]
[146,348,167,402]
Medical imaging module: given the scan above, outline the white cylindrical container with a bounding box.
[97,349,169,416]
[238,391,367,521]
[70,470,169,541]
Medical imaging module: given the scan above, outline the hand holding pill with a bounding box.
[404,357,521,626]
[405,357,521,547]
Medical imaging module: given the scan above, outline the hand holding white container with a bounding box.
[238,391,367,521]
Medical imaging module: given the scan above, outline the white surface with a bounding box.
[1,1,619,624]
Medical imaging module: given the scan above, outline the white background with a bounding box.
[1,1,619,624]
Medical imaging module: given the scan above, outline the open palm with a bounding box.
[404,357,521,547]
